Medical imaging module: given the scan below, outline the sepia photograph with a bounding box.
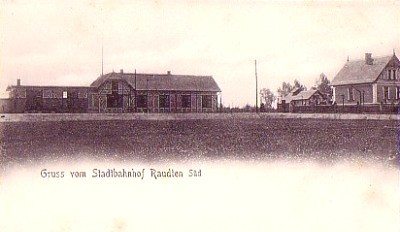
[0,1,399,232]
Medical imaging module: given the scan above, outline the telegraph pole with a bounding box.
[134,69,137,113]
[255,60,258,113]
[101,43,104,76]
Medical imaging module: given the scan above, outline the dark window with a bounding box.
[388,70,392,80]
[91,95,96,108]
[181,95,191,108]
[394,70,397,80]
[383,87,389,100]
[107,93,122,107]
[202,95,212,108]
[396,87,400,100]
[137,95,147,108]
[347,88,354,101]
[159,95,170,108]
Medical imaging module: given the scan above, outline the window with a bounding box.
[396,87,400,100]
[159,95,170,108]
[181,95,191,108]
[91,95,96,108]
[383,87,389,100]
[107,93,122,107]
[202,95,212,108]
[63,91,68,99]
[137,95,147,108]
[347,88,354,101]
[112,81,118,92]
[388,69,398,80]
[118,82,123,94]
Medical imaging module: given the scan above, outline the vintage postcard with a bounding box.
[0,1,399,232]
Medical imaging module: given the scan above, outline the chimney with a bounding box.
[17,79,21,86]
[120,69,124,74]
[167,71,171,75]
[365,53,373,65]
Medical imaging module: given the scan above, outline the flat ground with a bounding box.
[0,117,398,166]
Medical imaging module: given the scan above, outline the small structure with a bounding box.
[5,71,221,113]
[277,89,327,112]
[331,52,400,112]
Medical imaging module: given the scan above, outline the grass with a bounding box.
[0,118,398,166]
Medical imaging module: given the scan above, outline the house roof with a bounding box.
[331,55,395,86]
[281,89,323,102]
[90,72,221,92]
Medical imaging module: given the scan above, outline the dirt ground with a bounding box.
[0,117,398,167]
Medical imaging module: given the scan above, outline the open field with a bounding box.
[1,116,399,232]
[0,116,398,167]
[0,112,399,122]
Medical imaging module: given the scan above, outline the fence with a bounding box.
[278,103,400,114]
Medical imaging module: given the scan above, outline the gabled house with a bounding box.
[89,70,221,113]
[277,89,328,112]
[331,53,400,107]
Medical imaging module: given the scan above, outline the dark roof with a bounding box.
[331,55,396,86]
[90,72,221,92]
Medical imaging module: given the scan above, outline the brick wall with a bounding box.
[334,84,373,105]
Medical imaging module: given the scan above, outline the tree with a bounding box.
[314,73,333,103]
[277,82,293,97]
[277,79,307,97]
[259,88,276,111]
[315,73,331,94]
[294,79,307,91]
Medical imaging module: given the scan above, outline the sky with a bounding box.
[1,0,400,107]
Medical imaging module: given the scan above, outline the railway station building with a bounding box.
[3,70,221,113]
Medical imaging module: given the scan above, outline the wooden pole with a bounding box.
[255,60,258,113]
[134,69,137,113]
[101,43,104,77]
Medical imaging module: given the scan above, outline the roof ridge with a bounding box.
[332,54,394,86]
[10,85,94,88]
[117,72,212,77]
[90,71,220,91]
[346,54,393,63]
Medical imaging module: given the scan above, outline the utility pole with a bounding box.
[255,60,258,113]
[134,69,137,113]
[101,7,104,77]
[101,42,104,76]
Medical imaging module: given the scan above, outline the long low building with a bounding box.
[3,70,222,113]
